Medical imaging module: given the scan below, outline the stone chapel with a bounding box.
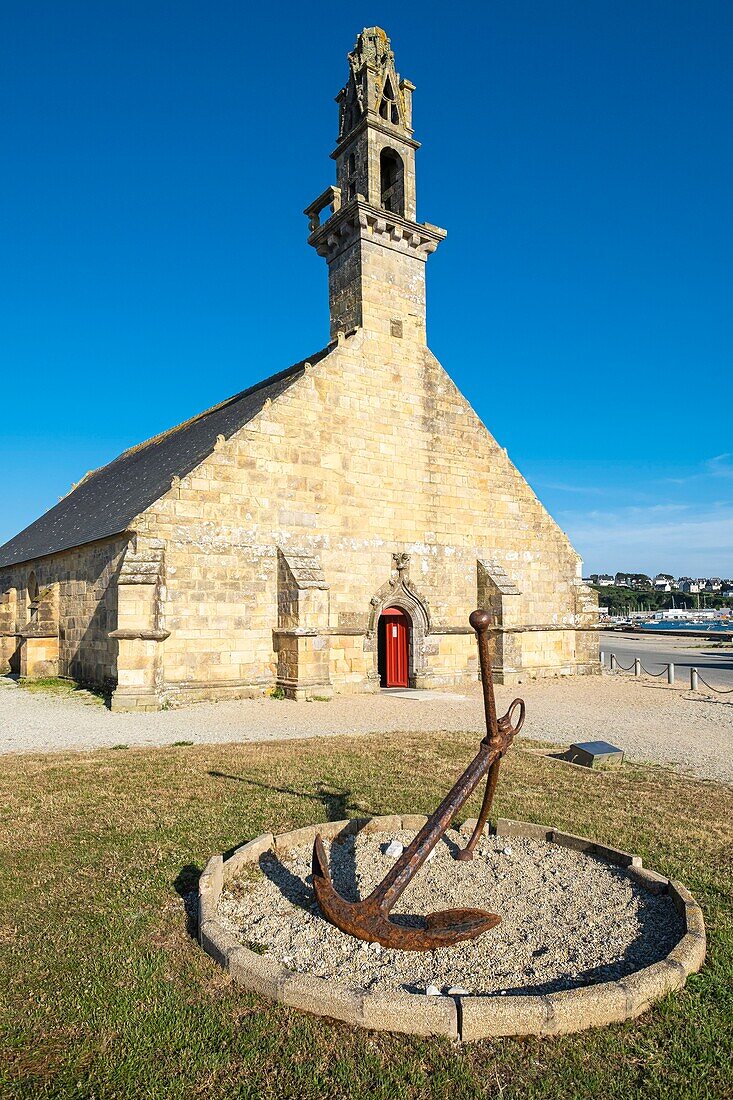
[0,27,599,710]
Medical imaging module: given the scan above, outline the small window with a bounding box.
[379,77,400,125]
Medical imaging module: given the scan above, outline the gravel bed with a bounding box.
[217,829,683,996]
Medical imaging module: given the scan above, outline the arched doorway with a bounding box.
[378,606,410,687]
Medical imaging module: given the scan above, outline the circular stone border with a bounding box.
[197,815,706,1041]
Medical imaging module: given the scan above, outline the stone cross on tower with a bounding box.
[305,27,446,345]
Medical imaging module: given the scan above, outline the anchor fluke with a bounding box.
[312,834,501,950]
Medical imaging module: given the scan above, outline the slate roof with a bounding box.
[0,347,331,569]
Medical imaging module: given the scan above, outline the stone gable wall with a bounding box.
[132,328,597,701]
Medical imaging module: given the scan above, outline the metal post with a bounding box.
[691,668,698,691]
[667,662,675,685]
[634,658,641,676]
[610,653,617,671]
[600,650,605,667]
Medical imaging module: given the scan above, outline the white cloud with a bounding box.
[708,453,733,479]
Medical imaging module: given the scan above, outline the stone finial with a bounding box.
[349,26,392,72]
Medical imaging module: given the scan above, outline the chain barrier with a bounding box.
[696,673,733,695]
[607,652,732,697]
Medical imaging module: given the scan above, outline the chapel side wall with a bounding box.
[158,527,277,701]
[133,330,596,699]
[0,536,128,688]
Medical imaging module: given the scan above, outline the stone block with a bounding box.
[223,834,274,880]
[565,741,624,768]
[198,853,223,929]
[495,818,554,842]
[361,990,458,1039]
[683,902,706,940]
[619,960,682,1015]
[591,843,641,868]
[667,883,706,940]
[280,972,363,1026]
[459,994,549,1039]
[314,819,354,842]
[359,815,402,836]
[229,948,287,1000]
[626,865,669,894]
[200,919,240,968]
[545,981,628,1034]
[550,830,594,854]
[668,879,697,916]
[401,814,428,831]
[274,825,321,854]
[665,932,706,974]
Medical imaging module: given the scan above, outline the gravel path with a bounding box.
[217,828,683,996]
[1,673,730,781]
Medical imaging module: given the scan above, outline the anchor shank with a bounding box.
[476,621,500,747]
[368,741,499,913]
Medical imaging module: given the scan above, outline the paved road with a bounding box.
[601,631,733,690]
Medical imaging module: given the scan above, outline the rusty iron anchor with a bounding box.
[312,609,525,950]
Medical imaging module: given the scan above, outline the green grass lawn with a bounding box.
[1,732,731,1100]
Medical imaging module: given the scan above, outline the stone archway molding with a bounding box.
[365,554,432,685]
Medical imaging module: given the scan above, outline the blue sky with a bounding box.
[1,1,730,577]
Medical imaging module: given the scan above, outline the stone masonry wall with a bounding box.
[0,535,128,689]
[131,327,597,702]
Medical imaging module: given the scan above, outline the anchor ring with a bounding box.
[502,698,525,736]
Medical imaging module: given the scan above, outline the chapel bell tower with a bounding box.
[305,27,446,345]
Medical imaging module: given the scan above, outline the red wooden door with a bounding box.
[381,607,410,687]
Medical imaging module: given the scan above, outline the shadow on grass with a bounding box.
[178,777,378,942]
[208,770,376,824]
[173,863,203,939]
